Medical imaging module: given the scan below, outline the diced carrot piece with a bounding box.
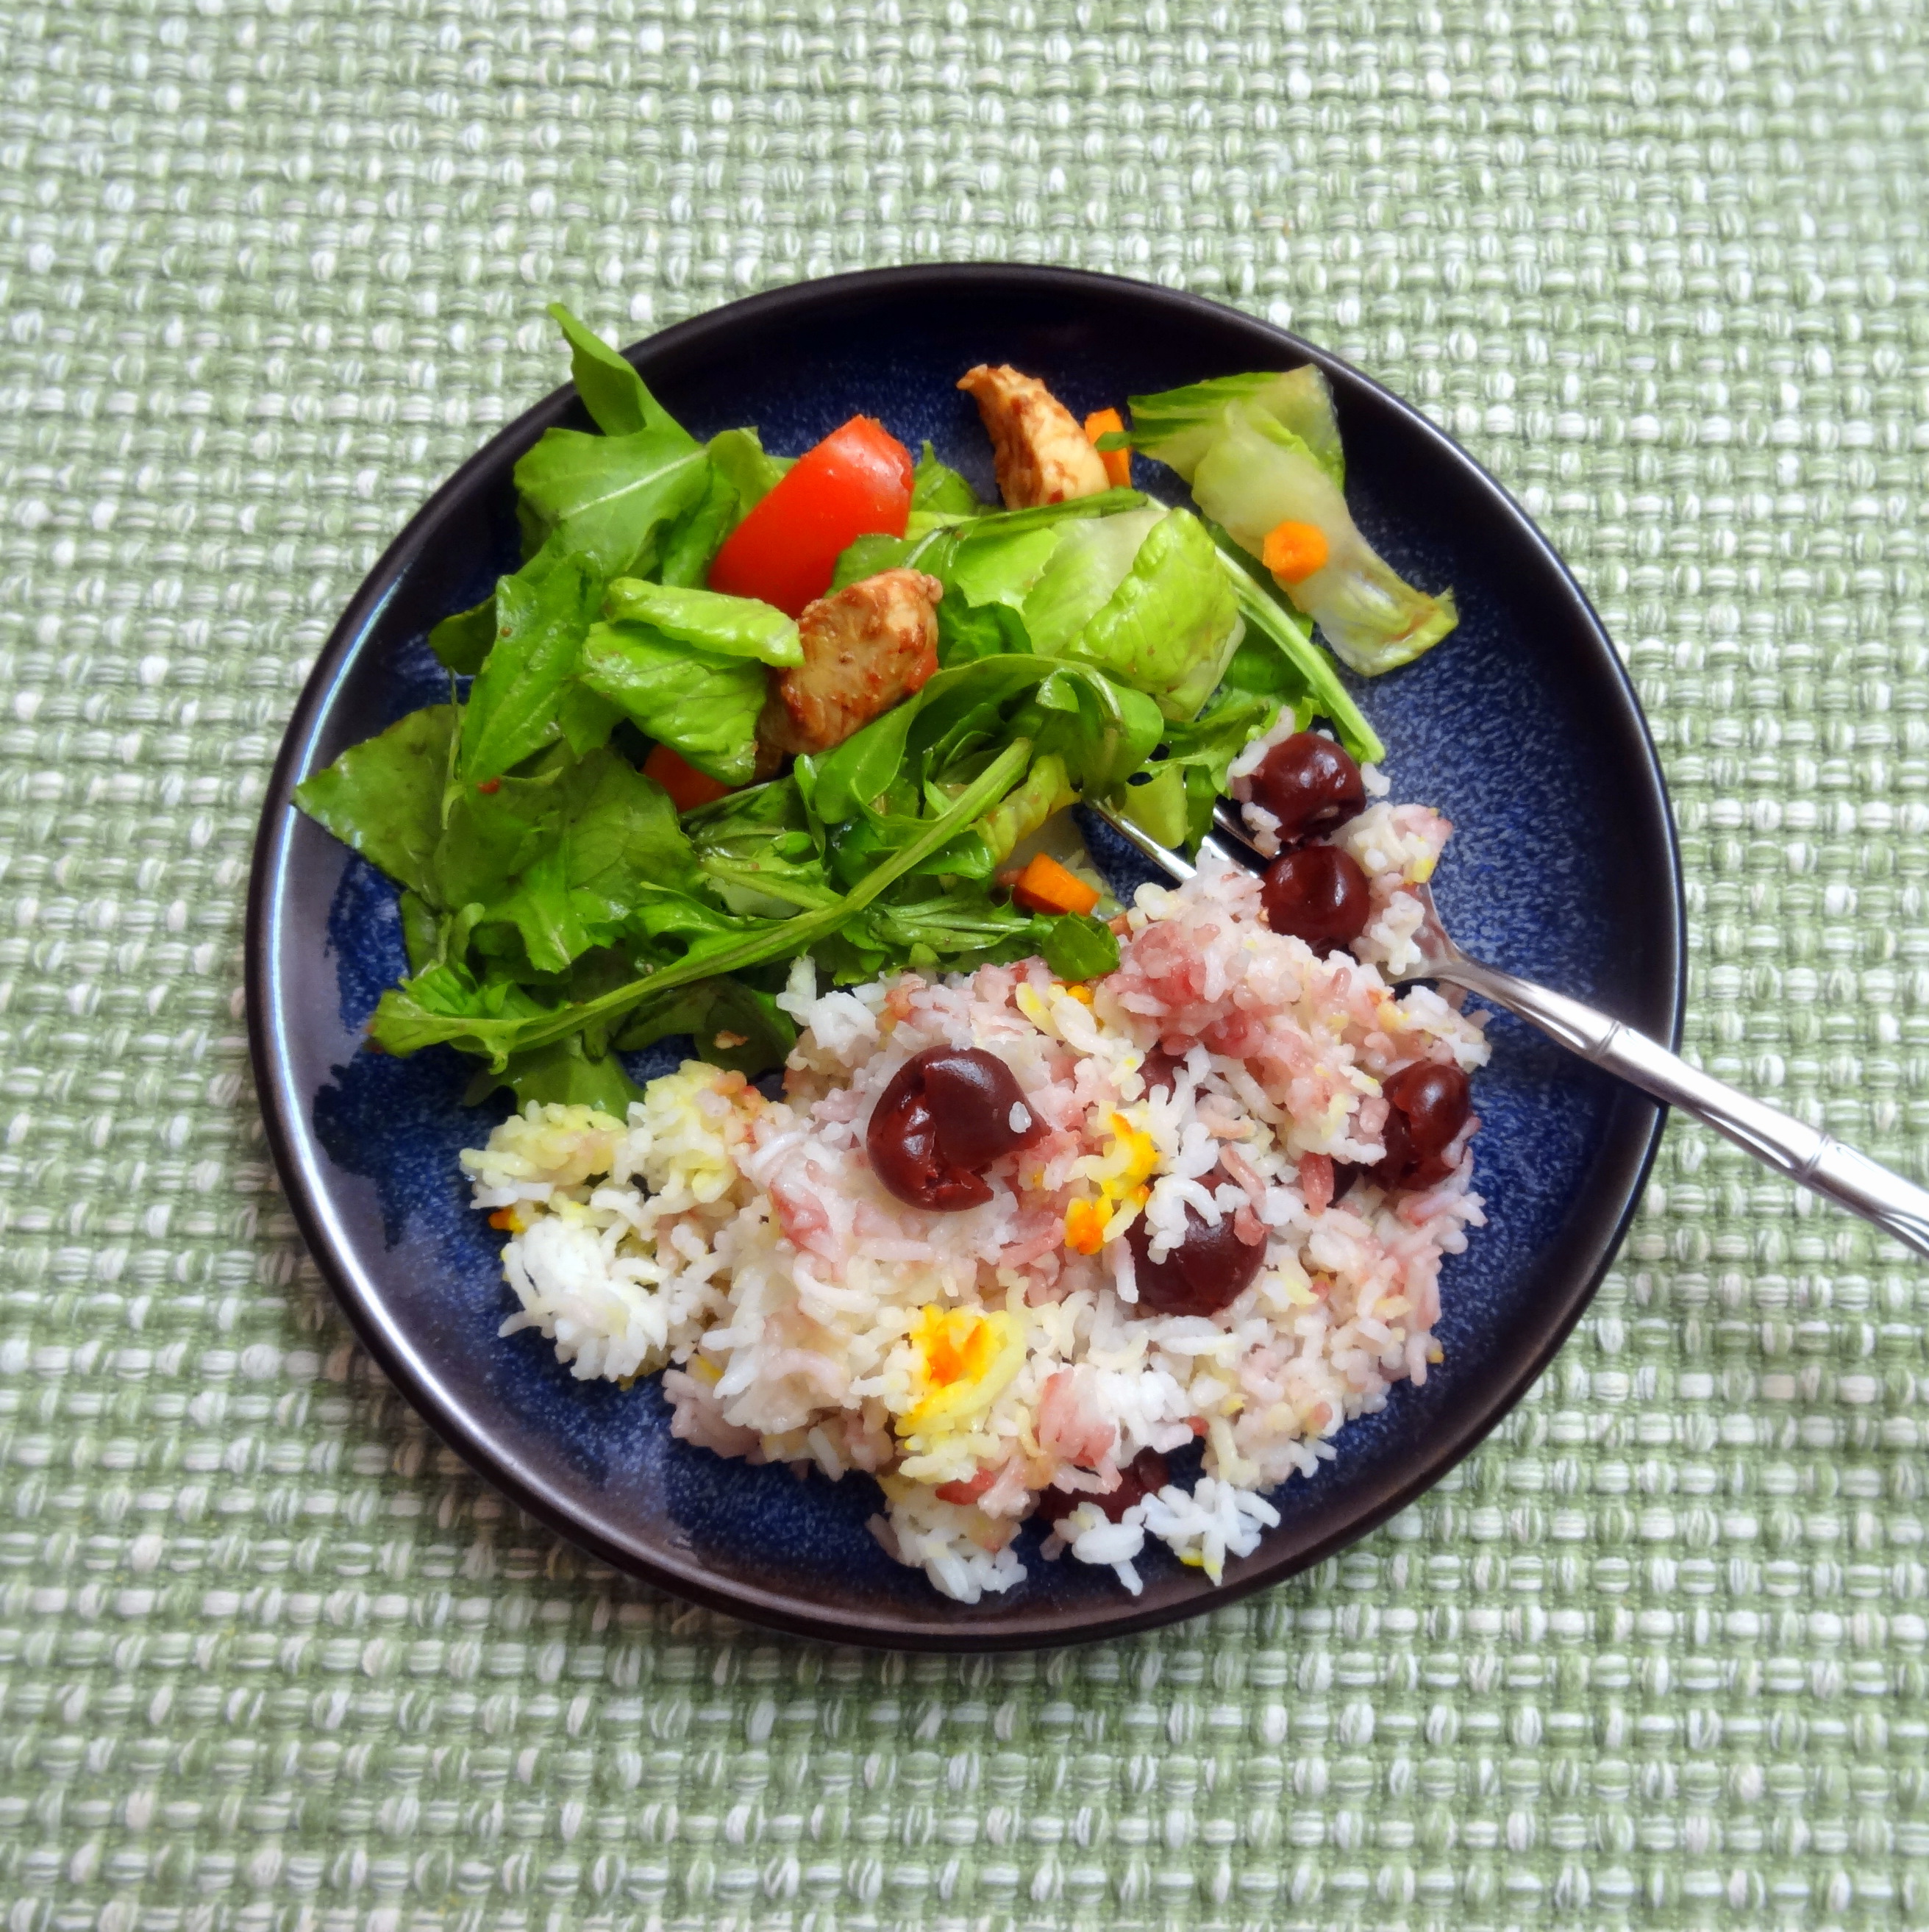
[1010,852,1102,917]
[1083,407,1133,488]
[1063,1197,1109,1255]
[644,742,735,812]
[1261,518,1330,584]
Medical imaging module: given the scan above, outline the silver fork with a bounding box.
[1089,799,1929,1261]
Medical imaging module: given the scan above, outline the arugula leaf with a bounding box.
[457,553,604,785]
[369,739,1035,1066]
[577,621,769,785]
[707,427,789,525]
[613,976,796,1077]
[428,746,709,977]
[1155,691,1282,849]
[958,485,1149,535]
[481,752,705,973]
[368,961,555,1058]
[513,427,710,579]
[603,578,802,666]
[683,779,838,916]
[911,443,985,518]
[295,705,457,899]
[546,302,686,440]
[656,467,739,587]
[812,656,1163,833]
[468,1033,645,1113]
[433,743,576,912]
[1017,665,1166,799]
[1039,913,1120,982]
[428,597,497,676]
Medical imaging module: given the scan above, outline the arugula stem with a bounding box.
[500,738,1033,1059]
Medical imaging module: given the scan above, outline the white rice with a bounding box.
[460,806,1488,1603]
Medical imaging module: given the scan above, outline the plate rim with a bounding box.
[246,263,1685,1650]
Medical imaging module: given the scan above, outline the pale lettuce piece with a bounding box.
[1019,507,1164,655]
[1191,403,1456,676]
[1125,366,1344,487]
[1049,507,1241,721]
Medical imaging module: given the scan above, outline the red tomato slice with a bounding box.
[643,742,735,813]
[707,416,913,618]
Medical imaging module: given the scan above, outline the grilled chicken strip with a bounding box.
[956,364,1110,510]
[758,568,944,761]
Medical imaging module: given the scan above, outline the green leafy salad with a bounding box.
[296,306,1455,1113]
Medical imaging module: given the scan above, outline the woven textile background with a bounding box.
[1,0,1927,1925]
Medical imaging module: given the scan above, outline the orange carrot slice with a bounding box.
[1083,407,1133,488]
[1011,852,1102,917]
[1261,518,1330,583]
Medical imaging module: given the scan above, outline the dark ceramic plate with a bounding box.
[247,266,1682,1650]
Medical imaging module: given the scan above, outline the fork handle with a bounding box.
[1439,955,1929,1262]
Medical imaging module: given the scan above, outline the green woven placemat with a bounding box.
[2,1,1926,1925]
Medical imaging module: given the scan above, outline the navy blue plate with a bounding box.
[246,267,1682,1650]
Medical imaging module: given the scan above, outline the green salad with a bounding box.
[295,306,1455,1113]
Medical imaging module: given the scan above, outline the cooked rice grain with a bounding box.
[463,833,1488,1603]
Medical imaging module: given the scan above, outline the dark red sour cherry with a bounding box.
[1369,1061,1472,1190]
[1261,845,1372,949]
[1037,1447,1172,1528]
[1247,732,1366,841]
[1127,1175,1267,1316]
[1141,1046,1185,1097]
[866,1046,1045,1212]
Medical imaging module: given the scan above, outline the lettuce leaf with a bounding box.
[603,578,802,666]
[655,467,738,587]
[1122,365,1345,488]
[976,752,1075,865]
[577,621,769,785]
[1017,507,1164,655]
[1191,402,1456,676]
[1052,507,1240,721]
